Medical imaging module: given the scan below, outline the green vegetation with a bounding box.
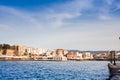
[2,44,11,49]
[29,53,32,58]
[0,44,2,50]
[1,44,11,55]
[2,49,6,55]
[24,49,28,56]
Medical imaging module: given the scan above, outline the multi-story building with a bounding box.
[56,49,64,55]
[52,49,67,61]
[14,45,28,56]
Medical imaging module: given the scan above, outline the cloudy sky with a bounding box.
[0,0,120,50]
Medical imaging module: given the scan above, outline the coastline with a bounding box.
[0,59,119,61]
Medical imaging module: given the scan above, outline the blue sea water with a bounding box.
[0,61,109,80]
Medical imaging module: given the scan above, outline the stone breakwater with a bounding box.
[110,75,120,80]
[108,63,120,80]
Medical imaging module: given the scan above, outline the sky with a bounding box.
[0,0,120,50]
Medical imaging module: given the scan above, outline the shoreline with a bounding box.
[0,59,119,61]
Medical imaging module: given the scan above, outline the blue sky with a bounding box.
[0,0,120,50]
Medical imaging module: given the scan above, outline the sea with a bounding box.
[0,61,110,80]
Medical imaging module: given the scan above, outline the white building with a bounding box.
[82,52,93,59]
[76,52,83,59]
[116,52,120,59]
[27,48,53,55]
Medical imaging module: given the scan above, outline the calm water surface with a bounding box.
[0,61,109,80]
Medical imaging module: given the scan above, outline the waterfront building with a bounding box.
[0,50,2,55]
[93,53,108,60]
[6,49,15,56]
[46,50,56,57]
[27,48,52,55]
[56,49,68,55]
[56,49,64,55]
[28,48,39,54]
[76,52,83,59]
[63,50,68,55]
[53,55,67,61]
[66,52,78,59]
[14,45,28,56]
[82,52,93,59]
[116,52,120,59]
[53,53,67,61]
[50,51,56,57]
[52,49,67,61]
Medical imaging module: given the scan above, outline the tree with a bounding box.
[0,44,2,50]
[29,53,32,58]
[2,44,11,49]
[24,49,28,56]
[2,49,6,55]
[2,44,11,55]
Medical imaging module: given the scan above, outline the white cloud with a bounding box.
[41,0,92,27]
[97,4,110,20]
[97,0,120,20]
[0,6,43,28]
[38,21,120,50]
[44,12,81,27]
[0,0,120,50]
[99,15,110,20]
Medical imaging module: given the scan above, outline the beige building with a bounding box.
[53,53,67,61]
[6,49,15,56]
[116,52,120,59]
[14,45,28,56]
[46,49,67,61]
[56,49,64,55]
[0,49,15,56]
[0,50,3,55]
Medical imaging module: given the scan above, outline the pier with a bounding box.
[108,51,120,80]
[108,63,120,80]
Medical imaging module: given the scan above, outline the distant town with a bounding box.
[0,44,120,61]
